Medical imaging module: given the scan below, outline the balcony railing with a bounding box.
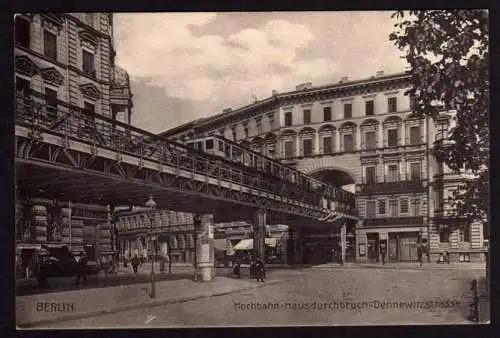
[358,175,425,195]
[363,216,424,227]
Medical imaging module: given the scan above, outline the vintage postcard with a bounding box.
[14,11,489,328]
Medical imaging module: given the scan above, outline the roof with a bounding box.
[157,72,411,137]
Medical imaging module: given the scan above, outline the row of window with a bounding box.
[364,197,421,218]
[16,76,96,116]
[363,162,422,184]
[279,128,423,158]
[439,226,470,243]
[284,97,398,126]
[15,16,96,77]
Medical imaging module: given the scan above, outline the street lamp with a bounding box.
[145,195,157,298]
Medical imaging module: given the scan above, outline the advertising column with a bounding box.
[195,214,215,282]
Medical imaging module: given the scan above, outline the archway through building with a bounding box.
[302,168,357,265]
[309,168,356,193]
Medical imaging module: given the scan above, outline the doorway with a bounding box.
[366,233,379,262]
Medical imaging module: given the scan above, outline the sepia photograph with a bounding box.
[14,10,489,328]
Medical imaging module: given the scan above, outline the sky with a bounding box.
[113,12,409,134]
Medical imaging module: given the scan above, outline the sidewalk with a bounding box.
[314,262,486,270]
[17,269,301,328]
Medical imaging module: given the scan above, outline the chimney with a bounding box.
[375,70,384,77]
[222,108,232,113]
[339,76,349,83]
[272,89,278,96]
[296,82,312,91]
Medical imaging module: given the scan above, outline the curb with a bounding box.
[313,264,486,270]
[17,278,291,328]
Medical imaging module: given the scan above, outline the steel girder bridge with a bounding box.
[15,91,358,228]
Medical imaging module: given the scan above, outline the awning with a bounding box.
[16,243,43,250]
[234,239,253,250]
[233,238,277,250]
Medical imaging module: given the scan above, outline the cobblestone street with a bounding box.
[37,266,485,328]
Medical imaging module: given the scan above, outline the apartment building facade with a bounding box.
[160,72,487,264]
[14,13,134,264]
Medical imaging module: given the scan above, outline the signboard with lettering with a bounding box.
[208,225,214,239]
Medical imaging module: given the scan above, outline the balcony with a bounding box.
[358,175,425,195]
[363,216,424,227]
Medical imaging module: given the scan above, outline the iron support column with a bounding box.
[253,208,266,262]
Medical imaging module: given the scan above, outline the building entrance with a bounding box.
[388,232,419,262]
[366,232,379,262]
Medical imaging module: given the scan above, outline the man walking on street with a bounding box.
[380,244,387,265]
[131,255,140,274]
[76,251,88,286]
[255,257,265,282]
[417,243,423,267]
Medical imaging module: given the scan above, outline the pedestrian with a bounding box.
[131,254,140,274]
[159,255,166,274]
[249,257,255,279]
[76,251,88,286]
[233,259,241,279]
[380,245,387,265]
[417,244,423,267]
[255,257,265,282]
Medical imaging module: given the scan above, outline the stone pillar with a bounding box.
[295,134,300,157]
[335,131,340,152]
[194,214,215,282]
[378,125,384,148]
[401,121,406,146]
[253,208,266,262]
[314,132,320,155]
[340,222,347,264]
[356,127,361,151]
